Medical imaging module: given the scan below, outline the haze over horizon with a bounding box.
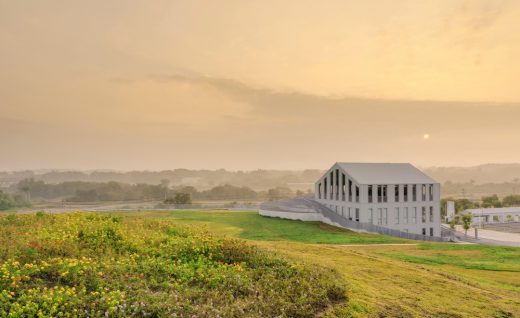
[2,0,520,171]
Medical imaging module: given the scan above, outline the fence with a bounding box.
[440,225,520,247]
[303,199,448,242]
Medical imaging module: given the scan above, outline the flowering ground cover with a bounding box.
[0,212,348,317]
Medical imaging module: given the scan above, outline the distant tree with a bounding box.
[267,187,293,201]
[295,190,305,197]
[454,198,477,213]
[481,194,502,208]
[502,194,520,207]
[0,191,28,210]
[461,214,473,236]
[164,193,192,205]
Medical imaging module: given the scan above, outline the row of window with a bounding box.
[332,205,360,222]
[367,184,434,203]
[331,206,435,225]
[319,169,360,202]
[318,172,434,204]
[423,227,435,237]
[331,205,436,236]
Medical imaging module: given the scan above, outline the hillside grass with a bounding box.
[4,210,519,317]
[157,210,520,318]
[168,210,409,244]
[0,212,348,317]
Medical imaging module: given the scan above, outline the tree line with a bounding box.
[12,179,308,203]
[0,191,29,210]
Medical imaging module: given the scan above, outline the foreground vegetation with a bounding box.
[2,210,519,317]
[0,212,347,317]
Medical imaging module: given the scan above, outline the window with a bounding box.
[318,183,322,199]
[324,178,327,198]
[335,169,339,200]
[383,208,388,225]
[330,171,333,199]
[395,185,399,202]
[412,185,417,201]
[355,208,359,222]
[404,207,408,224]
[430,227,434,237]
[382,185,388,202]
[422,184,426,201]
[355,186,360,202]
[368,185,373,203]
[335,206,338,213]
[422,207,427,223]
[342,174,346,201]
[368,208,373,224]
[429,184,433,201]
[429,206,434,222]
[404,185,408,202]
[412,207,417,223]
[394,207,400,224]
[348,208,352,221]
[341,206,345,217]
[377,208,382,225]
[422,228,426,236]
[377,185,382,203]
[348,180,353,202]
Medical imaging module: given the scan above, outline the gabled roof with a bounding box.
[335,162,437,184]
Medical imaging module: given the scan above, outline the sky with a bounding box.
[1,0,520,171]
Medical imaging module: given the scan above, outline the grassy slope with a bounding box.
[164,210,520,318]
[168,210,409,244]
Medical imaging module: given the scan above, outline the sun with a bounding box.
[423,134,430,140]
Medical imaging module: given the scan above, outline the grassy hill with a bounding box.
[164,210,520,318]
[1,210,519,317]
[0,212,347,317]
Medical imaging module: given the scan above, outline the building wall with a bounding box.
[314,164,441,237]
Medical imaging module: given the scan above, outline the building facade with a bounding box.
[314,163,441,237]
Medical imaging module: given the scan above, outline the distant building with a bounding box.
[314,163,441,237]
[464,207,520,225]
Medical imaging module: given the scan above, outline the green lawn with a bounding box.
[378,243,520,272]
[168,210,409,244]
[160,210,520,317]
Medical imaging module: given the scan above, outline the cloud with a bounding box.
[438,0,512,46]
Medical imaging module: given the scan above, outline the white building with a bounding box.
[314,163,441,237]
[464,207,520,225]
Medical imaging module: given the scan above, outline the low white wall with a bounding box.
[259,209,322,222]
[258,209,370,233]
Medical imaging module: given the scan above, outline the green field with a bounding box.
[2,210,520,317]
[163,210,520,318]
[167,210,409,244]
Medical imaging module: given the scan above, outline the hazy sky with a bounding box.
[1,0,520,171]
